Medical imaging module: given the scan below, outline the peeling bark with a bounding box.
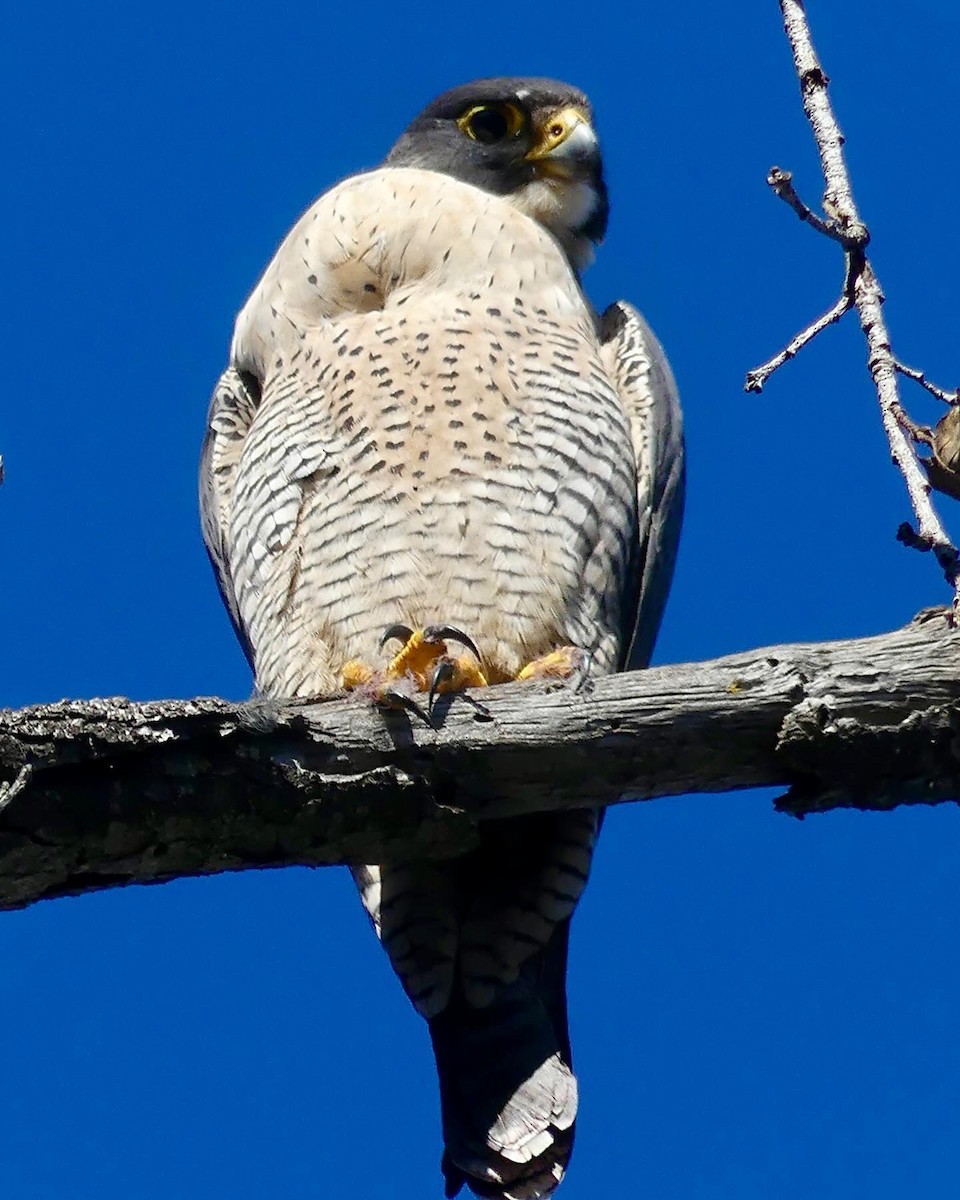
[1,614,958,912]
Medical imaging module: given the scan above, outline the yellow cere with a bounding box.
[526,106,590,160]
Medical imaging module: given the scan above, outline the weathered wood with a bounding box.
[1,613,958,912]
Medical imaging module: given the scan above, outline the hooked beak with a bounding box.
[525,106,599,179]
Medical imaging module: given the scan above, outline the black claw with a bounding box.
[379,623,414,651]
[427,658,456,717]
[423,624,483,663]
[379,685,431,725]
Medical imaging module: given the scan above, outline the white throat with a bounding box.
[509,178,599,271]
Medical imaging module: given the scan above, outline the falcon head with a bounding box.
[384,76,608,271]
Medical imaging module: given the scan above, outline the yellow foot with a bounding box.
[341,659,376,690]
[516,646,584,682]
[342,624,488,712]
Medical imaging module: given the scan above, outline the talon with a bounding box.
[380,685,431,724]
[428,658,457,715]
[346,624,489,702]
[379,623,415,651]
[422,624,483,663]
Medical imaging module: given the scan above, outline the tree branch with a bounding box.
[746,0,960,601]
[892,360,960,408]
[1,614,958,913]
[744,270,851,393]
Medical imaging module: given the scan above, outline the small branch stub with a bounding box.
[0,764,32,815]
[766,166,867,249]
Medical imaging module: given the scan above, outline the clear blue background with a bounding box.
[2,2,959,1196]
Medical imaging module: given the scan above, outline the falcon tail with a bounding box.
[430,922,576,1200]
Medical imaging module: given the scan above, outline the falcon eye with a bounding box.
[457,102,525,145]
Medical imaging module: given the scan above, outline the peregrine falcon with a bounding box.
[200,77,684,1199]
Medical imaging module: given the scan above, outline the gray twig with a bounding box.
[766,166,866,249]
[745,282,851,394]
[892,360,960,407]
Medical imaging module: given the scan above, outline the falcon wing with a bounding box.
[600,300,685,671]
[198,365,261,668]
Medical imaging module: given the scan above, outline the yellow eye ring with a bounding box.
[457,102,525,145]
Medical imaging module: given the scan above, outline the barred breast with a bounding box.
[226,168,638,700]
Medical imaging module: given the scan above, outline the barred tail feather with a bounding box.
[431,923,576,1200]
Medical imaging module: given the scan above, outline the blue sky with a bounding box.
[3,1,960,1196]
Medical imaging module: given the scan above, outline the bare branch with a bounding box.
[777,7,869,245]
[752,0,960,602]
[766,166,864,249]
[2,616,959,913]
[854,261,960,581]
[745,281,851,393]
[893,360,960,407]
